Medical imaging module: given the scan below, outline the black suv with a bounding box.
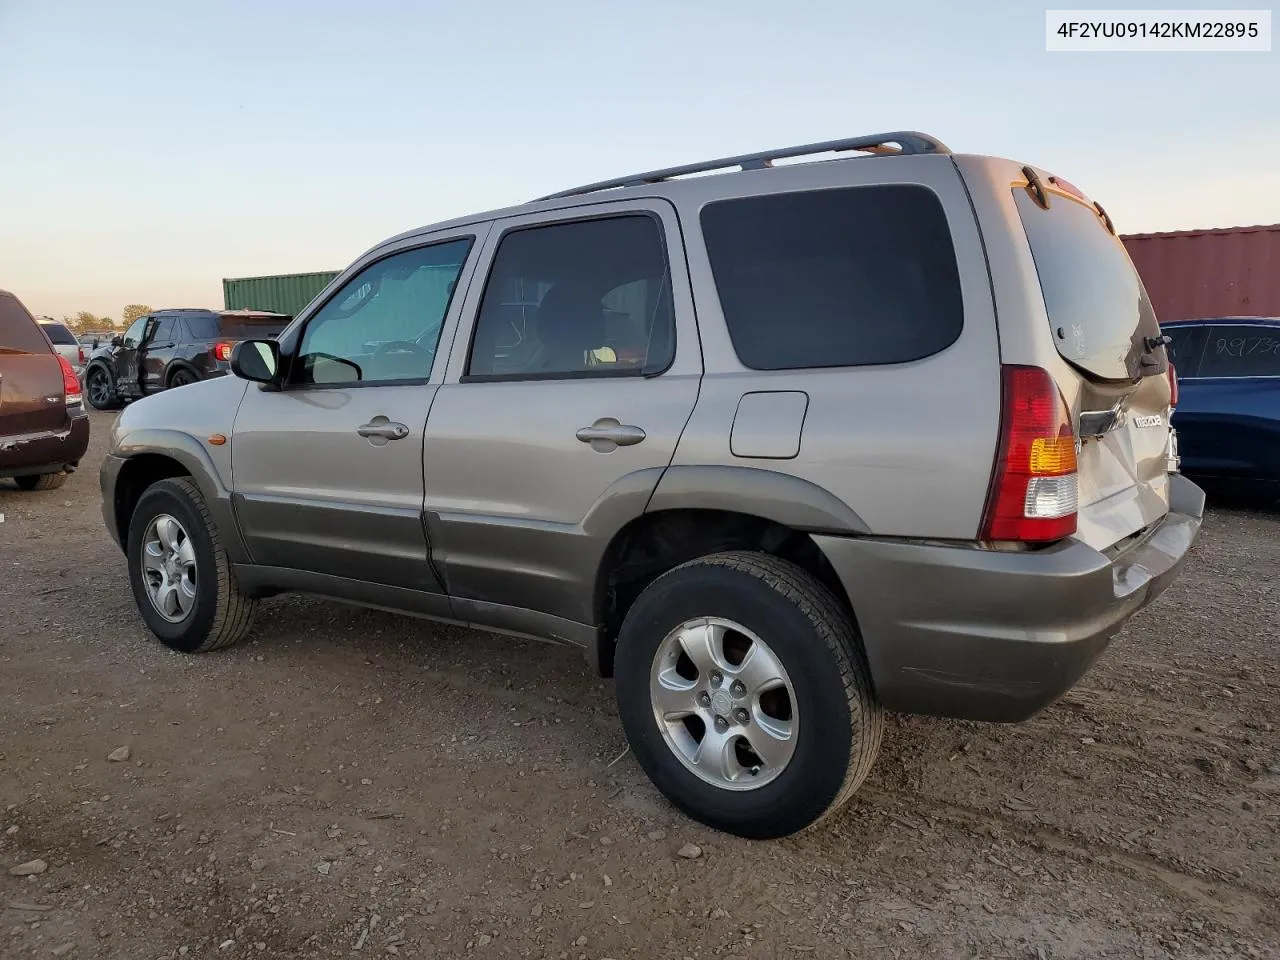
[84,308,289,409]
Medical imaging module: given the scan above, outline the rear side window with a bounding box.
[40,322,78,345]
[1196,325,1280,378]
[700,185,963,370]
[181,314,222,340]
[1014,188,1161,382]
[0,292,51,355]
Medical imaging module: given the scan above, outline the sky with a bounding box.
[1,0,1277,321]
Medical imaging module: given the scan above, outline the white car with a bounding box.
[39,320,87,374]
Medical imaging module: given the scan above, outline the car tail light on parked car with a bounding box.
[1167,361,1178,408]
[981,365,1079,543]
[58,354,83,405]
[78,346,86,365]
[213,341,235,362]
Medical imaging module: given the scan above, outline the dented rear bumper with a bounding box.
[0,411,90,479]
[813,474,1205,723]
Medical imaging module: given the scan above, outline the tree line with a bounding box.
[57,305,152,333]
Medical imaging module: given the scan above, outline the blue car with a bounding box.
[1163,317,1280,502]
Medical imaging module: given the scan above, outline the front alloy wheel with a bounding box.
[85,367,115,409]
[126,477,257,653]
[140,514,198,622]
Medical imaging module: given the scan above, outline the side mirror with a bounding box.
[111,336,123,347]
[230,339,280,386]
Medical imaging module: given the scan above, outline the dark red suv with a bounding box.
[0,289,90,491]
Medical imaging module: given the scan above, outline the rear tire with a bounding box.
[14,473,67,491]
[614,551,882,838]
[167,368,197,388]
[126,477,257,653]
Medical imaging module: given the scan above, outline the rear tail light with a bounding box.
[981,365,1078,543]
[57,354,82,405]
[213,341,235,362]
[78,346,86,365]
[1167,362,1178,408]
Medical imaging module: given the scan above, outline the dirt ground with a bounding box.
[1,408,1277,960]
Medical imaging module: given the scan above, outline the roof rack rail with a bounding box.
[535,130,950,201]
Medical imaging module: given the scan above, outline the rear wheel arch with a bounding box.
[591,507,859,677]
[165,362,200,387]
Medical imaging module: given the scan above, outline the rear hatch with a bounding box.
[217,311,291,340]
[1012,180,1173,551]
[0,292,69,437]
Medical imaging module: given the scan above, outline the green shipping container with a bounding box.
[222,271,341,319]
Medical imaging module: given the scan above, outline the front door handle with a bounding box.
[357,416,410,445]
[576,418,646,452]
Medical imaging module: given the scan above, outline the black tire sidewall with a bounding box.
[615,560,857,837]
[169,370,194,388]
[126,481,223,653]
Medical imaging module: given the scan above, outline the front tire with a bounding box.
[14,473,67,491]
[614,551,882,839]
[85,366,118,410]
[126,477,257,653]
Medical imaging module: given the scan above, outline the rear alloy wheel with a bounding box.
[168,369,197,388]
[85,366,117,409]
[127,477,257,653]
[14,473,67,491]
[615,551,882,838]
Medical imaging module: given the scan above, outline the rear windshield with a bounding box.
[1014,188,1161,382]
[182,314,288,340]
[701,185,964,370]
[40,322,78,345]
[0,292,51,355]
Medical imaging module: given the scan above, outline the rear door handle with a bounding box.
[357,416,410,445]
[576,418,646,451]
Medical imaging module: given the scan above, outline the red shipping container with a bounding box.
[1122,223,1280,323]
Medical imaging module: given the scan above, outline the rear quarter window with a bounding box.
[40,322,78,345]
[1196,325,1280,378]
[0,293,52,355]
[700,185,963,370]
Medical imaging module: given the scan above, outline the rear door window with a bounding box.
[1014,188,1161,382]
[1196,325,1280,378]
[0,292,51,355]
[700,185,963,370]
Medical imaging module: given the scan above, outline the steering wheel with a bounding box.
[373,340,432,359]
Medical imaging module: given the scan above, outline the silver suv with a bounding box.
[101,131,1203,837]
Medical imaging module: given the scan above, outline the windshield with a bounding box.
[40,322,78,345]
[1014,188,1161,382]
